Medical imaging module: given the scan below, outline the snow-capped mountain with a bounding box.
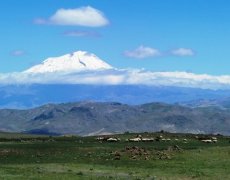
[1,50,229,89]
[25,51,112,73]
[2,50,230,112]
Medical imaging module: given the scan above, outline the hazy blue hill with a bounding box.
[1,84,230,109]
[181,97,230,109]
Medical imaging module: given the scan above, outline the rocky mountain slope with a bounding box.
[0,101,229,136]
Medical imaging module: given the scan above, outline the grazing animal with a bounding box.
[183,139,188,143]
[107,137,120,142]
[199,136,218,143]
[128,137,142,142]
[136,134,142,138]
[96,137,105,141]
[201,139,212,143]
[141,138,154,142]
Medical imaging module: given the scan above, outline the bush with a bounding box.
[76,171,83,176]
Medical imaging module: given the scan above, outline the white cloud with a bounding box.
[171,48,195,56]
[1,69,230,90]
[35,6,109,27]
[11,50,25,56]
[124,46,161,59]
[64,30,100,38]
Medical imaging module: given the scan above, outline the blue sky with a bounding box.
[1,0,230,75]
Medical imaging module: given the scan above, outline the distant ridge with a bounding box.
[0,101,229,136]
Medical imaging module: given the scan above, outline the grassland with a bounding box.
[0,132,229,179]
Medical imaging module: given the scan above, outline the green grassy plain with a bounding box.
[0,132,229,180]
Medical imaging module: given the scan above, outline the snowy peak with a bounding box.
[25,51,113,73]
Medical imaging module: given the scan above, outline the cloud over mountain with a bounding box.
[171,48,195,56]
[63,30,100,38]
[124,45,161,59]
[11,50,25,57]
[34,6,109,27]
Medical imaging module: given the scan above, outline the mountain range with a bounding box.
[0,101,230,136]
[1,51,230,136]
